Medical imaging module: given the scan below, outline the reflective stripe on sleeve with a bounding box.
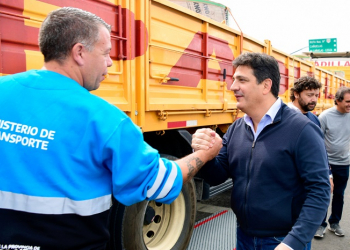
[156,161,177,199]
[147,158,166,198]
[0,190,111,216]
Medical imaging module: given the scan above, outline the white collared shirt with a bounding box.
[287,102,301,112]
[243,98,282,140]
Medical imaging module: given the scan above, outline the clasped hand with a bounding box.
[192,128,222,159]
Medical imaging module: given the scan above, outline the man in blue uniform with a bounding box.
[192,53,330,250]
[0,7,222,249]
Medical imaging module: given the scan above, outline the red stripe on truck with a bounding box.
[167,121,186,128]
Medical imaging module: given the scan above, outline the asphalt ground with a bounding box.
[195,184,350,250]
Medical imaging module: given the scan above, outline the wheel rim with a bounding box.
[143,192,186,250]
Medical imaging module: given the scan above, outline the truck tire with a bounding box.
[107,155,197,250]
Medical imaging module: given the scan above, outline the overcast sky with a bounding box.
[216,0,350,55]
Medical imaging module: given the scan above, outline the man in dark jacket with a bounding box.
[288,76,322,125]
[192,52,330,250]
[288,76,334,238]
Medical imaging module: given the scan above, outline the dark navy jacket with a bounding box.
[201,103,330,250]
[304,111,333,176]
[304,111,321,127]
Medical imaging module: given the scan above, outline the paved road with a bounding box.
[312,184,350,249]
[196,183,350,250]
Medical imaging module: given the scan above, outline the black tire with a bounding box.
[107,154,197,250]
[107,198,126,250]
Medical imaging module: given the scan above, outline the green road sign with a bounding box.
[309,38,337,52]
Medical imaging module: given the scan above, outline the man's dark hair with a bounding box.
[232,52,280,98]
[334,86,350,105]
[39,7,111,64]
[290,76,322,102]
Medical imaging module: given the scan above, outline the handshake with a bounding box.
[191,128,222,159]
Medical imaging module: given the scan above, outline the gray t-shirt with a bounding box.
[319,106,350,165]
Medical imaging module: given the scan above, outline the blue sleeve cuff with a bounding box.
[282,234,305,250]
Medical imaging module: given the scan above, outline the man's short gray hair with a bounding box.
[39,7,111,63]
[334,86,350,105]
